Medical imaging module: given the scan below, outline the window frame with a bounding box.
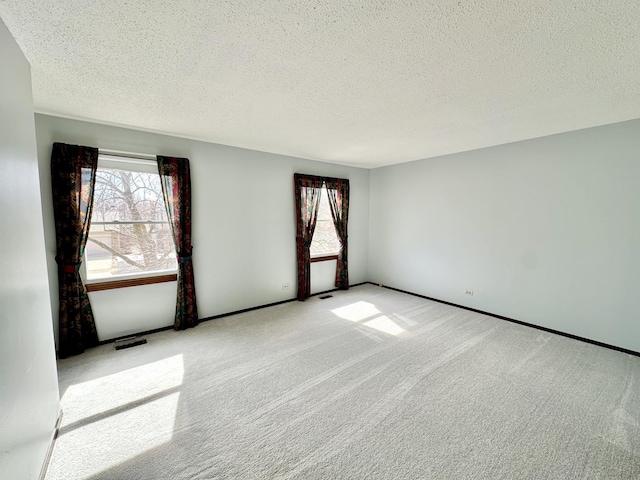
[309,185,340,261]
[83,154,178,291]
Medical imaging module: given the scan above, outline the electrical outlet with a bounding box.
[282,283,290,291]
[465,290,474,296]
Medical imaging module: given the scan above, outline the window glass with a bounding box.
[86,160,177,280]
[310,187,339,256]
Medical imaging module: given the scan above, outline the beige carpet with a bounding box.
[47,284,640,479]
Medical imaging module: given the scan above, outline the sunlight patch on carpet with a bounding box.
[53,392,180,479]
[49,355,185,479]
[363,315,405,336]
[61,354,184,426]
[331,301,379,322]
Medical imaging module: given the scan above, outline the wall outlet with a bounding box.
[282,283,290,291]
[465,290,474,296]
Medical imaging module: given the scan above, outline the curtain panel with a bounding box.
[294,173,350,300]
[51,142,99,358]
[294,174,323,300]
[157,156,199,330]
[325,177,350,289]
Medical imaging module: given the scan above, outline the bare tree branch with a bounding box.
[87,237,145,270]
[89,169,172,274]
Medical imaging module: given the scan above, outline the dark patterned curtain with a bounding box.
[51,142,99,358]
[325,178,350,289]
[294,174,323,301]
[157,156,199,330]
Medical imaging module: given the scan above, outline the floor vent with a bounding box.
[114,336,147,350]
[319,294,333,300]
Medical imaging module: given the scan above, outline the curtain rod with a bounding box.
[99,148,157,161]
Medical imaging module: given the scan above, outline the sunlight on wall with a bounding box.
[331,301,380,322]
[331,301,405,336]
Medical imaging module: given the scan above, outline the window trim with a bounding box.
[91,220,170,226]
[85,268,178,284]
[86,272,177,292]
[310,254,339,263]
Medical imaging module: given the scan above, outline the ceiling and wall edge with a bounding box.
[34,109,640,171]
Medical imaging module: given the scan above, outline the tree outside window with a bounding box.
[86,161,177,280]
[310,187,339,257]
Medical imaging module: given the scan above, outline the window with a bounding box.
[85,155,177,285]
[294,173,349,300]
[310,186,339,259]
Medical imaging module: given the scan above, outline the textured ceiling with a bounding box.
[1,1,640,168]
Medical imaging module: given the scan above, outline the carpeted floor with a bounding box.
[47,284,640,479]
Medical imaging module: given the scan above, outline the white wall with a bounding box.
[369,118,640,352]
[310,259,339,294]
[0,20,60,480]
[35,114,370,344]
